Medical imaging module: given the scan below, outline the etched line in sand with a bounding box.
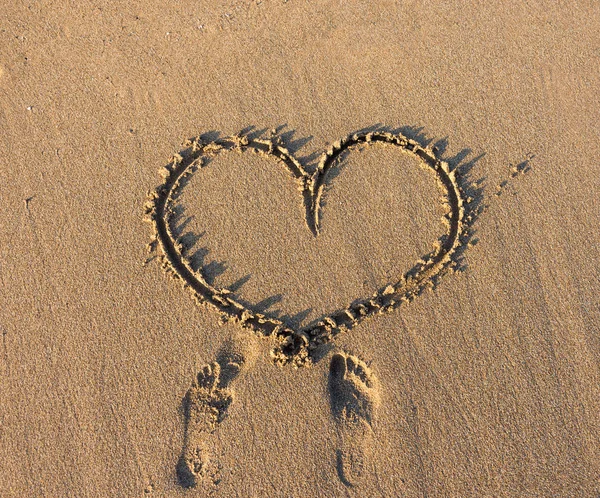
[328,352,380,487]
[144,129,475,366]
[177,336,254,488]
[495,153,534,197]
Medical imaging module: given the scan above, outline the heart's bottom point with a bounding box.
[272,329,311,367]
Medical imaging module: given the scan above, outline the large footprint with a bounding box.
[328,352,380,487]
[177,336,255,488]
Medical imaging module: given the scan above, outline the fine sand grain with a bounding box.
[1,1,599,497]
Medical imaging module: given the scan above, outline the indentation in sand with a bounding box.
[328,352,380,487]
[144,129,477,366]
[177,334,256,488]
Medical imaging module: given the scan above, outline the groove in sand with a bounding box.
[144,130,469,366]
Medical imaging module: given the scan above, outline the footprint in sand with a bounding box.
[177,335,255,488]
[328,352,380,487]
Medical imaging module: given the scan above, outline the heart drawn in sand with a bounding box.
[144,130,467,366]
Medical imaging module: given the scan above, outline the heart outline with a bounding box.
[144,131,467,366]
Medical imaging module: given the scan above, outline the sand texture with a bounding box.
[1,1,599,496]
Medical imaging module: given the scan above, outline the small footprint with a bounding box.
[177,335,256,488]
[328,352,380,487]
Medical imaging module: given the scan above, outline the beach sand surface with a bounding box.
[1,1,599,496]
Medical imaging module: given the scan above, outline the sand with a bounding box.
[1,1,599,496]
